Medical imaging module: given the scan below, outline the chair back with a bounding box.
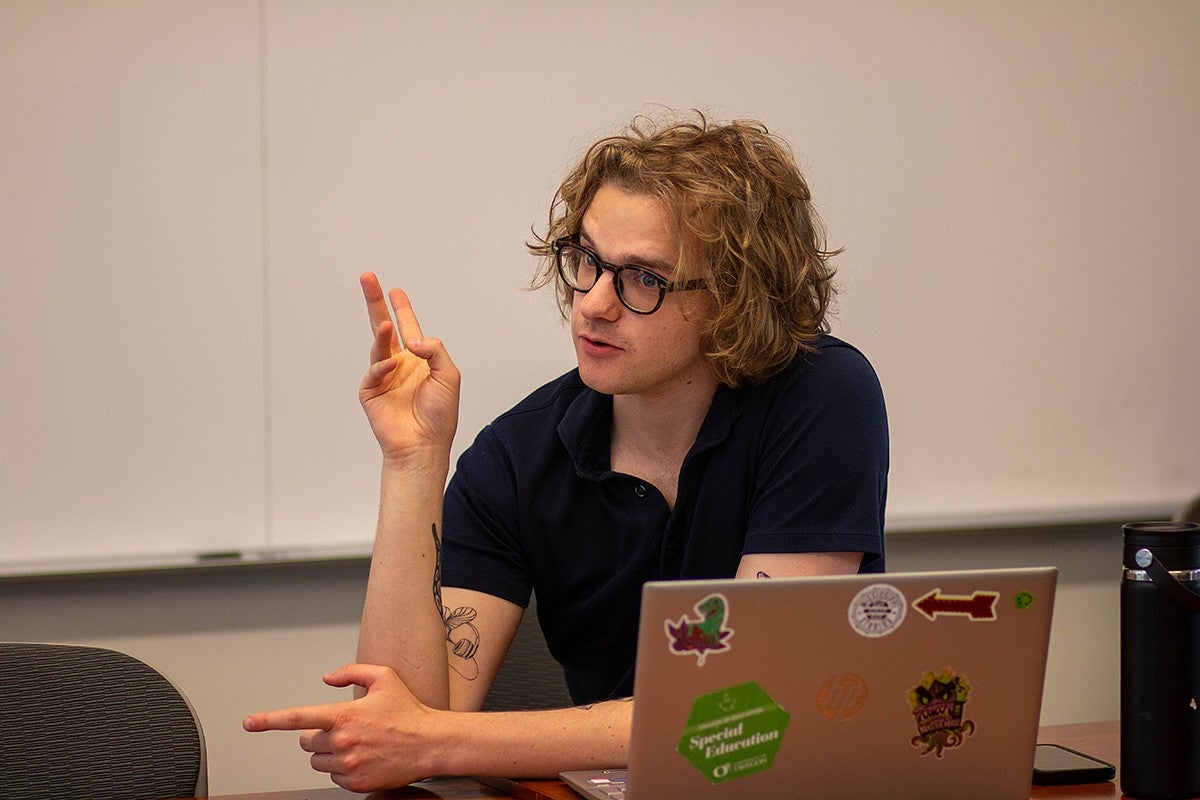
[482,594,573,711]
[0,642,207,800]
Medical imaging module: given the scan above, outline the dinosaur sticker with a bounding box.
[665,593,734,666]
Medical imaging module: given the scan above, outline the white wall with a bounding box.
[4,0,1199,570]
[0,522,1125,795]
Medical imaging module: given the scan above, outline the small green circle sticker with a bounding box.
[1014,591,1034,610]
[677,681,790,784]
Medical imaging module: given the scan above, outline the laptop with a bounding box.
[561,567,1057,800]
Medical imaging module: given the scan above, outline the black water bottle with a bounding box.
[1122,521,1200,799]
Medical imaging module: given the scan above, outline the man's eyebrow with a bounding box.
[577,230,676,275]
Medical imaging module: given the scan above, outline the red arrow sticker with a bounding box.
[913,590,998,621]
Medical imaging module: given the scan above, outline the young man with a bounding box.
[244,113,888,791]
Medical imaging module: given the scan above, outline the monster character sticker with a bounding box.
[665,593,733,666]
[907,668,976,757]
[848,583,907,638]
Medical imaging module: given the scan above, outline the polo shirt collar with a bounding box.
[557,378,748,481]
[557,384,613,480]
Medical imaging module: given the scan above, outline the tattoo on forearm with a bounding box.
[432,523,444,616]
[757,571,771,579]
[444,605,480,680]
[431,522,480,680]
[578,696,632,711]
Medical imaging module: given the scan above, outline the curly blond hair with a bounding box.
[529,111,839,387]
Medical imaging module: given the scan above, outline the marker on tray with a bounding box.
[196,550,244,562]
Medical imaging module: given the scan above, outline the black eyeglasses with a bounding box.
[552,238,706,315]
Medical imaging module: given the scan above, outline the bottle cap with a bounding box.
[1123,522,1200,571]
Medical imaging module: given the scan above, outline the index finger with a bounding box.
[360,272,400,351]
[243,702,342,733]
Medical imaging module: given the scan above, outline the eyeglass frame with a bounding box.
[551,237,707,315]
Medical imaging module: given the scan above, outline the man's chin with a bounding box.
[576,363,630,397]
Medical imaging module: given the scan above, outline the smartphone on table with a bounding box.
[1032,743,1116,785]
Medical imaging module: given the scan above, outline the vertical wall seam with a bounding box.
[259,0,273,548]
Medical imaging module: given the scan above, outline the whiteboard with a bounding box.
[3,1,1198,573]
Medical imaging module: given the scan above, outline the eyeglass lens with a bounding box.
[558,244,664,314]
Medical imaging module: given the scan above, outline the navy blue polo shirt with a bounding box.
[442,335,888,704]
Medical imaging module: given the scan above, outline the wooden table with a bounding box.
[199,721,1121,800]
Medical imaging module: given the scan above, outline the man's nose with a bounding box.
[577,269,622,320]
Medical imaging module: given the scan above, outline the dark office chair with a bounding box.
[482,594,573,711]
[0,642,207,800]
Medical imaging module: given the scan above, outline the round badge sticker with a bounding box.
[848,583,907,638]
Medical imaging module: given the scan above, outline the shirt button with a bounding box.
[634,484,647,497]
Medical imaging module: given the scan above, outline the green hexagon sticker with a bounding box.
[677,681,790,784]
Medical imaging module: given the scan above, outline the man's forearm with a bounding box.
[435,699,634,778]
[357,455,453,708]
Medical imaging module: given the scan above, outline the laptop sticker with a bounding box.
[1013,590,1034,609]
[913,589,998,621]
[907,668,976,757]
[665,593,733,666]
[817,673,869,720]
[677,681,790,785]
[848,583,907,637]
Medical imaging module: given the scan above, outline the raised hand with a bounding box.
[358,272,461,464]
